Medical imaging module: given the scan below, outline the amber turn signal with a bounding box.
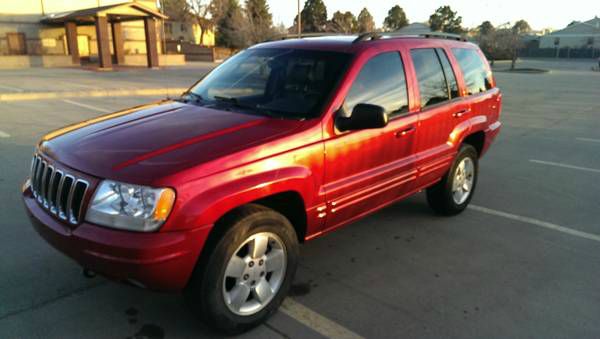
[154,188,176,221]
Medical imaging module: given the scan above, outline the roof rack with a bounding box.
[353,31,466,43]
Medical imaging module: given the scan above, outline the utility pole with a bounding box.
[297,0,301,38]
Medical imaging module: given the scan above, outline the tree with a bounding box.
[428,6,463,34]
[215,0,247,48]
[245,0,275,44]
[476,21,496,64]
[356,8,375,33]
[186,0,215,46]
[478,21,494,36]
[162,0,192,22]
[383,5,408,31]
[509,19,531,69]
[512,19,531,35]
[295,0,328,32]
[330,11,357,33]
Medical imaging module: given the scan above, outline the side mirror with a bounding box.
[336,103,388,132]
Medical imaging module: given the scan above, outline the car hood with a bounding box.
[39,100,304,183]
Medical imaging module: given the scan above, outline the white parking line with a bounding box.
[280,298,365,339]
[577,137,600,143]
[0,130,10,138]
[62,99,112,113]
[529,159,600,174]
[469,205,600,243]
[58,81,98,90]
[0,84,24,92]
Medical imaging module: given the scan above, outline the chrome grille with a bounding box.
[30,155,89,225]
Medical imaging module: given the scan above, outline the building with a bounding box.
[395,23,432,35]
[164,20,215,46]
[0,0,184,69]
[539,17,600,49]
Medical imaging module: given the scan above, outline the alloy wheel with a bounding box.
[222,232,287,316]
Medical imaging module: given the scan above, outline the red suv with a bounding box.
[23,33,501,333]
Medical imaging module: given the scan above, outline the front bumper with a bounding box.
[23,185,211,291]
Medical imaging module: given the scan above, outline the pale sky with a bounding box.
[267,0,599,31]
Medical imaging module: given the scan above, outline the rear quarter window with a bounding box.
[451,48,493,95]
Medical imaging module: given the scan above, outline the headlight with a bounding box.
[85,180,176,232]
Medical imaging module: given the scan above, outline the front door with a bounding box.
[323,51,418,232]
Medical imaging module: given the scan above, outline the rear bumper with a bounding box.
[482,120,502,157]
[23,185,211,291]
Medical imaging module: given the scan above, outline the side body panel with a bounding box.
[157,122,328,237]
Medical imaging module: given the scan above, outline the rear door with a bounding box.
[409,48,468,188]
[323,51,417,232]
[450,47,499,124]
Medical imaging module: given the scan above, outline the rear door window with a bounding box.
[410,48,450,108]
[451,48,493,95]
[344,52,409,117]
[436,48,459,99]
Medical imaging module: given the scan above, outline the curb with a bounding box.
[0,87,188,102]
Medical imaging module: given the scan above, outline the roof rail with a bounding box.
[265,31,467,44]
[273,33,350,41]
[353,32,383,43]
[352,31,466,43]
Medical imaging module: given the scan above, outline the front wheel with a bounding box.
[185,204,299,334]
[426,144,478,215]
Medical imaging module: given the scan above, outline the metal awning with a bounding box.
[41,2,167,25]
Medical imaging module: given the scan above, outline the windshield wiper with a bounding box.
[212,96,283,118]
[180,91,205,104]
[212,96,305,120]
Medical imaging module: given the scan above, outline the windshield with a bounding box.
[188,48,351,119]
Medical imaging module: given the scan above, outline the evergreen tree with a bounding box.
[331,11,357,33]
[356,8,375,33]
[216,0,247,48]
[245,0,275,43]
[478,21,495,36]
[383,5,408,31]
[294,0,328,32]
[428,6,463,34]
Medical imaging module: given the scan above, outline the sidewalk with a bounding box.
[0,62,216,101]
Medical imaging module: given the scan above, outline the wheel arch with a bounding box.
[462,130,486,157]
[187,191,307,289]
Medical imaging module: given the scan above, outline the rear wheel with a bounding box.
[426,144,478,215]
[185,204,299,334]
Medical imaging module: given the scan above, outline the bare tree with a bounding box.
[509,20,531,69]
[188,0,221,46]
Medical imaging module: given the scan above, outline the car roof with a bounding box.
[252,34,479,54]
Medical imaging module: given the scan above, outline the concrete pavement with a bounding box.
[1,59,599,338]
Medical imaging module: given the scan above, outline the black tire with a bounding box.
[426,144,478,216]
[185,204,299,335]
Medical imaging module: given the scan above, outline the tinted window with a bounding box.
[345,52,408,116]
[436,48,459,99]
[190,48,351,119]
[410,48,449,108]
[451,48,493,95]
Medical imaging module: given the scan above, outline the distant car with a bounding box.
[23,32,502,334]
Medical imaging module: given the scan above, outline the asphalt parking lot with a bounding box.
[1,59,599,338]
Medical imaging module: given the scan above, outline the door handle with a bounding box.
[395,126,416,138]
[453,108,471,118]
